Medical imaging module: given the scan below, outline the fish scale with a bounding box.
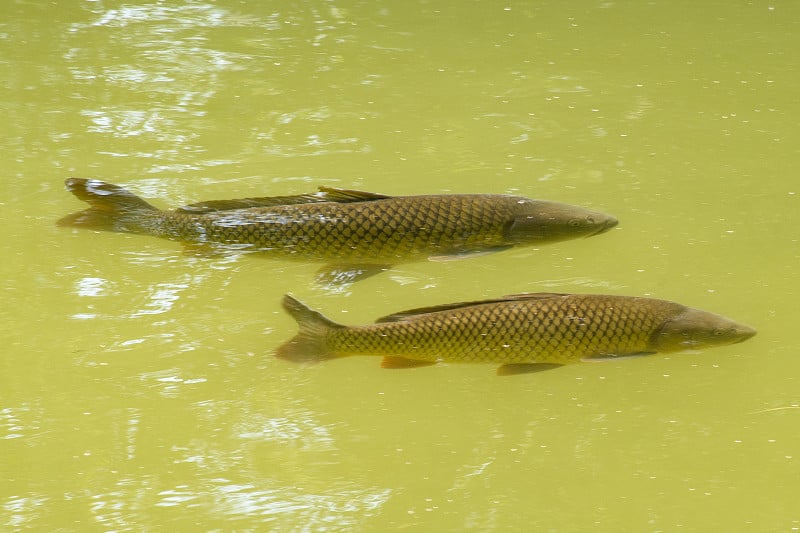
[319,294,678,364]
[275,293,755,374]
[58,179,618,283]
[188,196,518,260]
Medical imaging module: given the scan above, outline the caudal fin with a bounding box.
[57,178,160,233]
[274,295,345,363]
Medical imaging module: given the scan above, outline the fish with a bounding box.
[57,178,618,283]
[274,293,756,375]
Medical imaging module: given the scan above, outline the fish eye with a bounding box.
[713,328,730,337]
[568,218,581,227]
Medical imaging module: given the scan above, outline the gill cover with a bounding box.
[504,200,617,244]
[648,307,756,352]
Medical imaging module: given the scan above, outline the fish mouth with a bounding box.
[587,217,619,237]
[733,326,757,343]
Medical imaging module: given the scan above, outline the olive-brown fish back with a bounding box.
[172,194,522,261]
[327,294,685,364]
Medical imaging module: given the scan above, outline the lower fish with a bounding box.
[275,293,756,375]
[58,178,617,283]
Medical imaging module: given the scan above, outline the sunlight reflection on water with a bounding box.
[5,0,795,530]
[203,484,393,525]
[235,412,336,451]
[75,276,113,297]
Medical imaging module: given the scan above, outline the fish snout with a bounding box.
[587,215,618,237]
[505,201,619,244]
[733,324,757,343]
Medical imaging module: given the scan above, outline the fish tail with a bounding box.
[275,295,345,363]
[57,178,160,233]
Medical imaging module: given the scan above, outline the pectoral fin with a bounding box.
[428,245,513,262]
[315,264,391,286]
[380,356,436,369]
[497,363,564,376]
[582,352,655,362]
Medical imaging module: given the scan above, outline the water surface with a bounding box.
[2,1,799,530]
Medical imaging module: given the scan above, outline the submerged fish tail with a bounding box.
[275,295,345,362]
[58,178,161,233]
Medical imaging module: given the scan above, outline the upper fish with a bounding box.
[275,292,756,375]
[58,178,617,282]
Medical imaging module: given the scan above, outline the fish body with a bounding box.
[275,293,756,375]
[58,179,617,280]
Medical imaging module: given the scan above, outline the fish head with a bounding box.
[504,199,618,244]
[649,307,757,352]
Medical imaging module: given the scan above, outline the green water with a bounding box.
[3,1,799,530]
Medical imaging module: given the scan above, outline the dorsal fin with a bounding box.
[375,293,569,323]
[175,187,392,214]
[176,192,329,213]
[317,186,392,202]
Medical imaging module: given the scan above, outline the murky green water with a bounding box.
[3,1,799,530]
